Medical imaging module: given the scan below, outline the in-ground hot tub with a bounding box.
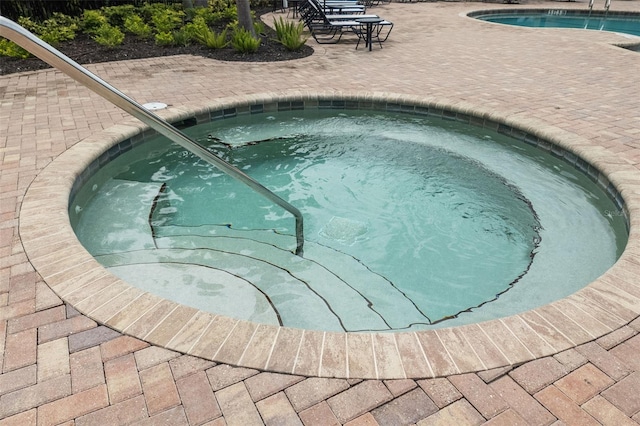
[69,98,628,332]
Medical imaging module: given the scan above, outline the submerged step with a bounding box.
[154,224,431,331]
[155,237,390,331]
[154,224,294,249]
[97,248,347,329]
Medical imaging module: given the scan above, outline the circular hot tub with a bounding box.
[69,98,628,332]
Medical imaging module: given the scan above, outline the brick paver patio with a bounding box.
[2,0,640,424]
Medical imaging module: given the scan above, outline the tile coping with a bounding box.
[19,91,640,380]
[467,8,640,19]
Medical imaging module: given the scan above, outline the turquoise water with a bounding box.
[71,110,628,331]
[475,10,640,37]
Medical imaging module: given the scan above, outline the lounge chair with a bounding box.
[299,0,392,46]
[313,0,367,14]
[298,0,367,20]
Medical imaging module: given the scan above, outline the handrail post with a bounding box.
[0,16,304,256]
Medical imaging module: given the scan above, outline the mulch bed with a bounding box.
[0,9,314,75]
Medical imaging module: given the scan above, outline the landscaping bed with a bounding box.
[0,8,313,75]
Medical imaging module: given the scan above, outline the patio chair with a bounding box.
[299,6,361,43]
[307,0,367,15]
[322,2,366,14]
[299,0,392,45]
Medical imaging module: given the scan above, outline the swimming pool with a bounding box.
[470,9,640,38]
[70,103,628,332]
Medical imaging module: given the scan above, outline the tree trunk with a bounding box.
[235,0,256,37]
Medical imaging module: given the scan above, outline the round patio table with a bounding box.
[356,17,383,51]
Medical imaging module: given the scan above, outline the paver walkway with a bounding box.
[2,0,640,424]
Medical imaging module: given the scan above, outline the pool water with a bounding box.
[71,110,628,331]
[474,10,640,37]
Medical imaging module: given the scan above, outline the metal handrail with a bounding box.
[0,16,304,256]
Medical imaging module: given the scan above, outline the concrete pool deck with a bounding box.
[2,0,640,423]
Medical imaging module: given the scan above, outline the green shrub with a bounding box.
[198,27,229,49]
[151,8,184,33]
[101,5,136,27]
[209,0,229,13]
[92,24,125,48]
[81,10,108,35]
[16,16,40,34]
[208,0,238,20]
[254,21,265,36]
[139,2,175,21]
[172,28,192,46]
[45,13,78,36]
[154,31,175,46]
[273,17,307,51]
[183,16,208,40]
[43,15,78,44]
[231,27,260,53]
[183,16,229,48]
[191,7,221,25]
[124,14,152,38]
[0,38,30,59]
[18,13,78,45]
[211,7,238,22]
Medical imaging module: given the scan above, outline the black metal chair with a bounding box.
[299,0,392,45]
